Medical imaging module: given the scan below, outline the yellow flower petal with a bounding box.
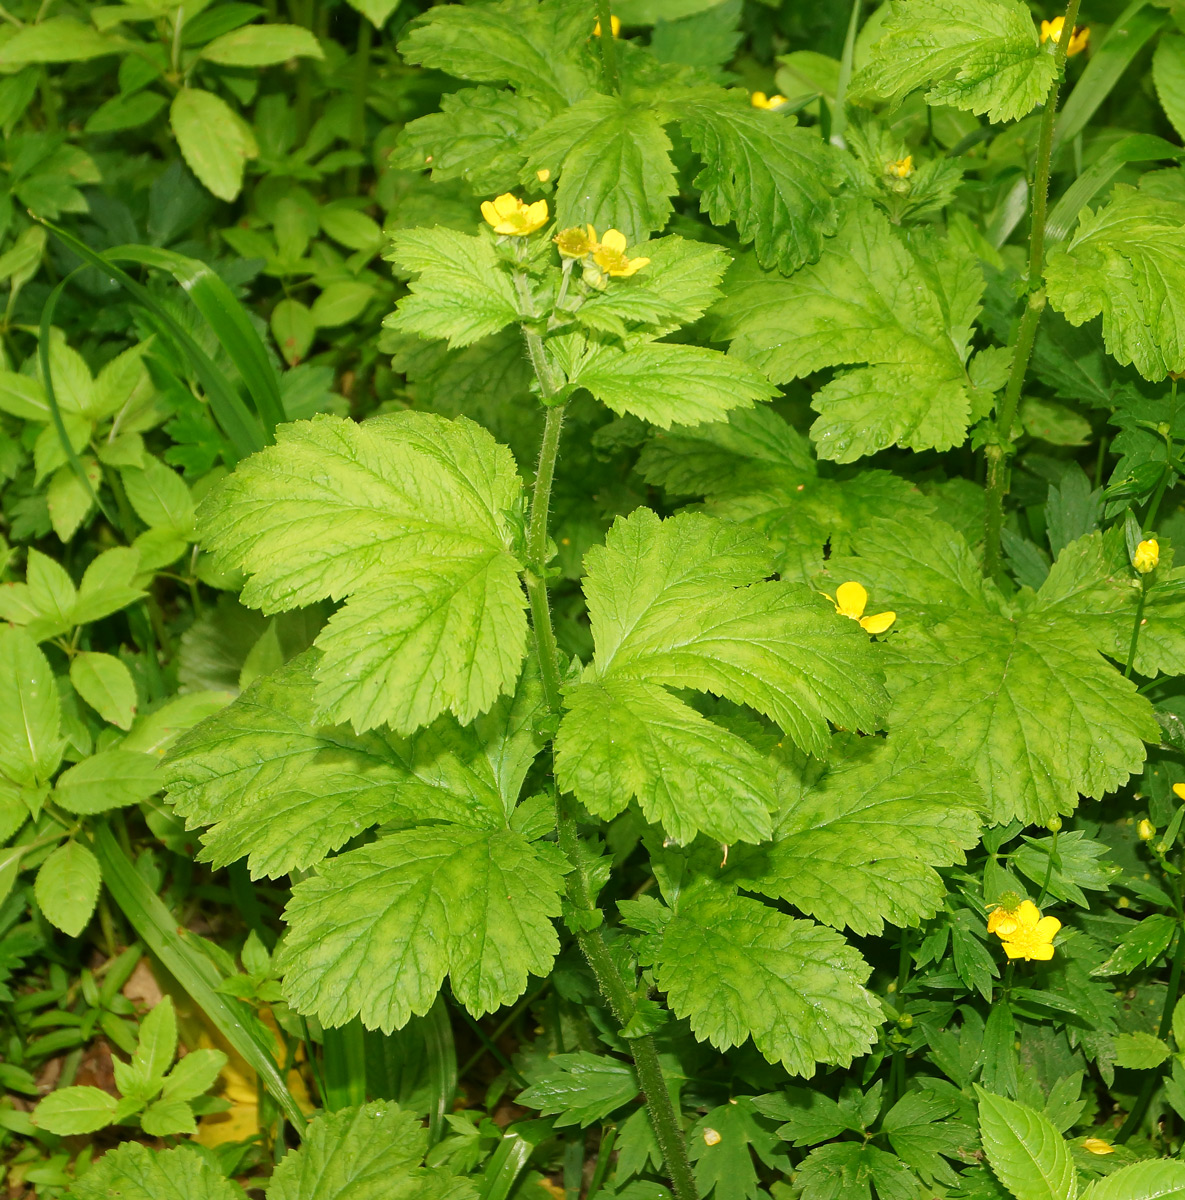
[493,193,519,218]
[1034,915,1061,940]
[1174,783,1185,801]
[536,168,551,182]
[1029,942,1056,961]
[834,581,868,620]
[1002,940,1029,959]
[751,91,770,108]
[1134,538,1159,574]
[1014,899,1041,929]
[601,229,627,254]
[859,611,896,635]
[1083,1139,1114,1156]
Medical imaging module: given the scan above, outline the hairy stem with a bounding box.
[518,304,695,1200]
[594,0,620,93]
[982,0,1082,580]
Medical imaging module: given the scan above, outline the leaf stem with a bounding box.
[594,0,620,94]
[982,0,1082,581]
[518,291,695,1200]
[1125,578,1149,679]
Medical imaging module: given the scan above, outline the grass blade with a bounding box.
[322,1020,368,1111]
[480,1121,554,1200]
[91,823,307,1132]
[425,993,457,1146]
[36,219,265,461]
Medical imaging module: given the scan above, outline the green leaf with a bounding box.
[516,1053,639,1127]
[267,1101,455,1200]
[311,282,375,329]
[1044,184,1185,380]
[32,1085,118,1136]
[386,228,521,350]
[344,0,401,27]
[398,0,596,107]
[0,18,119,65]
[121,458,195,534]
[680,97,841,274]
[393,88,545,195]
[1154,35,1185,142]
[70,651,138,730]
[85,90,168,135]
[279,827,565,1029]
[1113,1031,1172,1070]
[714,203,980,462]
[200,24,324,66]
[67,1142,245,1200]
[831,516,1157,824]
[140,1097,197,1137]
[132,994,179,1084]
[0,627,64,788]
[198,413,528,736]
[1081,1161,1185,1200]
[272,298,316,366]
[164,654,544,878]
[850,0,1057,124]
[47,457,100,542]
[1093,913,1176,977]
[1011,830,1119,907]
[555,678,775,845]
[161,1048,227,1102]
[655,887,880,1076]
[170,88,258,202]
[34,841,101,938]
[796,1142,919,1200]
[53,750,160,815]
[882,1090,969,1187]
[689,1098,788,1200]
[975,1089,1074,1200]
[523,95,677,245]
[727,737,983,935]
[567,341,775,429]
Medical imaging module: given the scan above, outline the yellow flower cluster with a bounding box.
[987,900,1060,961]
[555,224,650,277]
[1040,16,1089,55]
[751,92,789,111]
[828,581,896,635]
[481,193,549,236]
[886,155,914,179]
[1133,538,1159,574]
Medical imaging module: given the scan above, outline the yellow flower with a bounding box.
[750,92,789,111]
[994,899,1060,961]
[829,581,896,635]
[887,155,914,178]
[1139,818,1157,841]
[593,229,650,277]
[555,224,598,259]
[536,168,551,182]
[1040,16,1089,55]
[987,904,1022,938]
[1082,1138,1114,1156]
[593,13,621,35]
[481,193,549,236]
[1174,782,1185,801]
[703,1128,722,1146]
[1133,538,1159,574]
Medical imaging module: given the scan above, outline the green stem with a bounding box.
[518,309,695,1200]
[345,18,373,196]
[594,0,620,93]
[981,0,1082,580]
[1125,578,1149,679]
[1035,829,1058,907]
[586,1125,618,1200]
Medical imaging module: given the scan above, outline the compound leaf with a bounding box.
[714,203,980,462]
[516,1053,639,1127]
[280,827,565,1029]
[197,413,528,736]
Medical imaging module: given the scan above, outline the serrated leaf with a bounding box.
[34,841,101,938]
[1081,1160,1185,1200]
[796,1142,919,1200]
[850,0,1057,124]
[165,654,544,878]
[882,1090,969,1187]
[689,1098,788,1200]
[655,887,880,1076]
[393,88,545,194]
[1045,184,1185,380]
[0,18,118,66]
[831,516,1157,824]
[398,0,596,107]
[517,1052,639,1126]
[1114,1031,1172,1070]
[728,737,982,935]
[976,1089,1074,1200]
[66,1143,244,1200]
[140,1097,196,1137]
[567,341,775,428]
[1093,913,1176,977]
[198,413,528,736]
[679,97,841,274]
[523,95,676,245]
[170,89,258,203]
[386,228,521,350]
[715,203,980,462]
[280,827,565,1029]
[32,1086,118,1136]
[266,1101,453,1200]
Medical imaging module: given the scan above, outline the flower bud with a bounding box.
[1046,815,1062,833]
[1133,538,1159,574]
[1139,818,1156,841]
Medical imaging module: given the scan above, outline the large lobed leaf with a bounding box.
[197,412,529,736]
[713,203,981,462]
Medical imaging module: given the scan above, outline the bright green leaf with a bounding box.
[34,841,101,938]
[170,89,258,202]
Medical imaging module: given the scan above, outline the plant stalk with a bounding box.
[982,0,1082,580]
[518,296,695,1200]
[346,18,373,197]
[594,0,620,93]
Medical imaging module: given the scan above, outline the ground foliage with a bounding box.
[3,0,1185,1199]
